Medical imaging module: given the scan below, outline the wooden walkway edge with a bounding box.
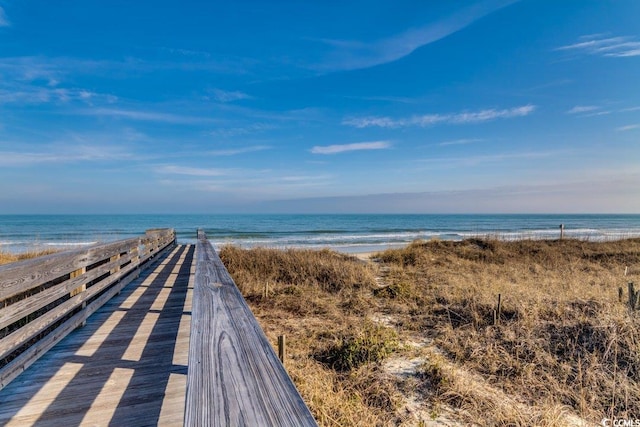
[185,230,317,426]
[0,244,194,426]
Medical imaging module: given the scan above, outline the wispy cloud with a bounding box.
[438,138,483,146]
[557,34,640,58]
[81,108,219,124]
[566,105,599,114]
[419,150,562,169]
[340,94,422,104]
[207,145,271,156]
[617,124,639,132]
[0,86,117,105]
[311,141,391,154]
[160,47,212,59]
[156,165,230,176]
[0,144,133,166]
[0,56,111,86]
[0,7,9,27]
[344,105,535,129]
[315,0,516,71]
[0,55,252,88]
[209,123,274,138]
[209,88,253,103]
[583,110,611,117]
[159,169,333,197]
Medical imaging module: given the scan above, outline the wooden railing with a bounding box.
[185,229,316,426]
[0,228,176,390]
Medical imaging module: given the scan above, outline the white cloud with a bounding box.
[0,144,133,166]
[82,108,218,124]
[557,35,640,58]
[0,7,9,27]
[566,105,599,114]
[420,150,560,167]
[156,165,230,176]
[341,116,399,128]
[311,141,391,154]
[208,145,271,156]
[617,124,639,132]
[438,138,483,146]
[343,105,535,129]
[209,123,274,138]
[0,56,107,86]
[0,55,250,91]
[161,47,212,59]
[0,86,118,105]
[315,0,516,71]
[583,110,611,117]
[448,105,535,123]
[159,170,334,198]
[210,88,252,103]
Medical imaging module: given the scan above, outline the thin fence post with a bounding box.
[278,335,286,365]
[493,294,502,325]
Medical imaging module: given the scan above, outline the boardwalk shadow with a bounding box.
[0,245,194,426]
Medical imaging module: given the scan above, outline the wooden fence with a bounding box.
[0,228,176,390]
[185,229,316,426]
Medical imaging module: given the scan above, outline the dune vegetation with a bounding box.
[220,238,640,426]
[0,249,58,266]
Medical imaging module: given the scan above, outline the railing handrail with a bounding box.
[185,229,316,426]
[0,228,176,390]
[0,229,174,298]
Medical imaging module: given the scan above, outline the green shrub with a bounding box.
[316,324,398,371]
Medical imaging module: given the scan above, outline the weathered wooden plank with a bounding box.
[0,260,141,361]
[0,252,135,331]
[0,244,192,425]
[0,268,139,389]
[0,229,175,301]
[0,231,175,391]
[185,230,316,427]
[0,239,138,300]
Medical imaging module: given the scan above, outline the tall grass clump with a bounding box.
[219,245,377,294]
[315,322,399,372]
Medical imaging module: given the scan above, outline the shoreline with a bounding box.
[5,234,640,257]
[2,213,639,255]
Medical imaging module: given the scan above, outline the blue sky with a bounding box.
[0,0,639,214]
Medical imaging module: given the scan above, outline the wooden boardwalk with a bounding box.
[0,244,195,426]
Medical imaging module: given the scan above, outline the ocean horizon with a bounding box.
[1,213,639,254]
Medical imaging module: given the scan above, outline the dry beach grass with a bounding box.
[221,238,640,426]
[0,249,58,266]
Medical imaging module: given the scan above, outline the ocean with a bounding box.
[1,214,639,254]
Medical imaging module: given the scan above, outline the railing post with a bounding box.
[278,335,286,364]
[70,267,87,327]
